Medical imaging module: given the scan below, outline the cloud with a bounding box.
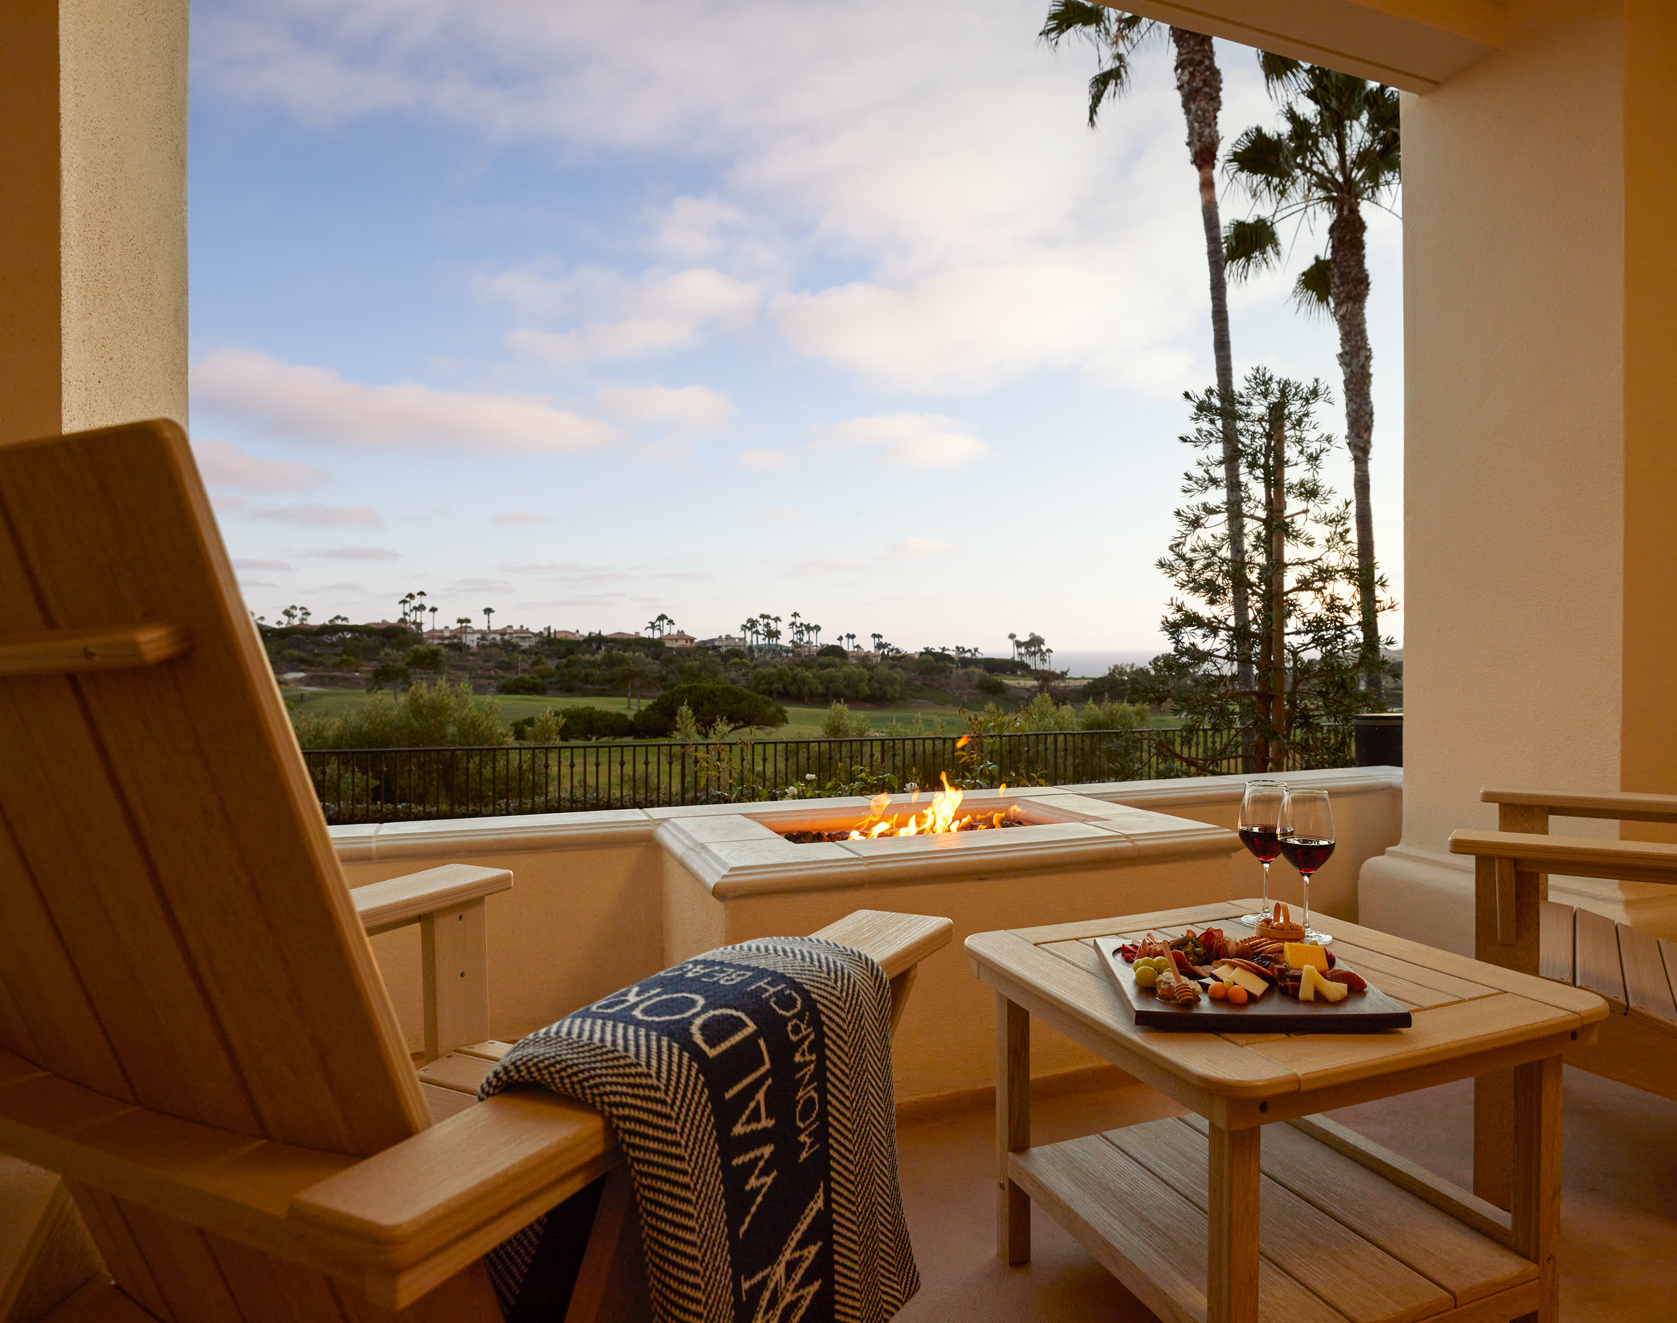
[211,493,248,514]
[810,414,990,470]
[448,577,514,593]
[498,562,634,583]
[653,197,749,263]
[490,511,552,527]
[192,349,618,454]
[786,557,869,576]
[501,268,763,364]
[194,438,330,491]
[888,537,953,558]
[595,385,735,432]
[234,558,293,571]
[308,546,402,562]
[239,580,278,589]
[251,503,384,528]
[754,506,798,520]
[738,448,793,472]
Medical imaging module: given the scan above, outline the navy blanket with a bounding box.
[481,936,920,1323]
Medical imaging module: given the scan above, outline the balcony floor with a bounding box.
[893,1065,1677,1320]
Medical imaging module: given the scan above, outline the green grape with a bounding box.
[1134,966,1159,988]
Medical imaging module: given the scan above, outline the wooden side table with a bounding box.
[967,901,1608,1323]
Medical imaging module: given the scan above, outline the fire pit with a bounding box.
[782,775,1025,843]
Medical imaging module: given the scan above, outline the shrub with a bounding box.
[405,645,445,672]
[634,682,788,737]
[820,701,873,739]
[292,680,509,748]
[976,673,1008,695]
[817,644,847,658]
[559,707,637,740]
[510,709,567,743]
[497,675,548,695]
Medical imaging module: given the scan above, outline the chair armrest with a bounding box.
[352,864,512,936]
[290,1088,615,1308]
[0,1043,614,1315]
[1449,829,1677,885]
[810,909,953,979]
[1480,786,1677,825]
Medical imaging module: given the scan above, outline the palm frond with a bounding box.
[1086,59,1131,124]
[1038,0,1112,47]
[1290,256,1333,318]
[1223,217,1282,282]
[1257,51,1308,96]
[1224,126,1297,202]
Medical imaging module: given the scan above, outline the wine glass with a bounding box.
[1236,779,1287,928]
[1278,788,1335,944]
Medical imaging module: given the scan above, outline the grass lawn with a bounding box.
[281,687,973,738]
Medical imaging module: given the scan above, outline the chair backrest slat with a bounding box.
[0,421,426,1156]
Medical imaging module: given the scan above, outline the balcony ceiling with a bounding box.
[1104,0,1505,91]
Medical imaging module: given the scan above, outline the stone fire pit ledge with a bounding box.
[647,790,1239,899]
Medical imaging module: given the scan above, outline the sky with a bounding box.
[187,0,1404,657]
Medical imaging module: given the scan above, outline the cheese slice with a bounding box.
[1299,964,1348,1004]
[1286,941,1329,972]
[1211,964,1270,999]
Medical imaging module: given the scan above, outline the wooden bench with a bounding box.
[1448,785,1677,1207]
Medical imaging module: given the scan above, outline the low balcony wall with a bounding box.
[332,765,1401,1104]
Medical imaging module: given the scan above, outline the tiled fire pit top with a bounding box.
[651,788,1239,898]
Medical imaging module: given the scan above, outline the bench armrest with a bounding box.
[1480,786,1677,825]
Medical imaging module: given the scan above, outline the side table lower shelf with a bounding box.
[1009,1116,1540,1323]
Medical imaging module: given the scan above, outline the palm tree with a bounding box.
[429,606,438,633]
[482,606,495,633]
[1222,55,1400,699]
[1040,3,1252,690]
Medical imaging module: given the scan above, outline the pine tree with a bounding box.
[1138,369,1392,772]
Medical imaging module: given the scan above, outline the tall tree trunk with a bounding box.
[1327,200,1383,702]
[1268,411,1287,772]
[1171,29,1253,712]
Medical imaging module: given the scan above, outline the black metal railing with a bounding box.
[303,726,1353,824]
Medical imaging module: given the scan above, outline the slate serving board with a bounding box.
[1094,935,1413,1033]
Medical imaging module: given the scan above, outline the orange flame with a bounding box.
[848,773,1012,838]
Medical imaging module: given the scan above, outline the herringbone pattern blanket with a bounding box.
[481,936,920,1323]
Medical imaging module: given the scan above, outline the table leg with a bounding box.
[1207,1123,1260,1323]
[1510,1055,1562,1323]
[996,992,1030,1265]
[1473,1070,1514,1209]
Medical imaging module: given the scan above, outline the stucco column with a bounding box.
[1361,0,1677,949]
[0,0,188,443]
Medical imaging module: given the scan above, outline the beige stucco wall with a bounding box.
[0,0,188,443]
[1361,0,1633,949]
[58,0,190,433]
[337,768,1404,1103]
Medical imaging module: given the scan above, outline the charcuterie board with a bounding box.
[1094,935,1412,1033]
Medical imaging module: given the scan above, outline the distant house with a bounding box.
[662,630,697,648]
[606,631,641,641]
[699,635,745,650]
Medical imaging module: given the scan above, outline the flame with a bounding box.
[847,773,1012,838]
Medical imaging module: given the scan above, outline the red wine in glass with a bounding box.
[1239,825,1285,864]
[1278,788,1336,943]
[1279,836,1335,874]
[1237,780,1287,927]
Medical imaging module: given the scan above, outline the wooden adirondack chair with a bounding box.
[0,420,952,1322]
[1449,786,1677,1210]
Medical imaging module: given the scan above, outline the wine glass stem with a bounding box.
[1260,861,1270,910]
[1302,872,1311,937]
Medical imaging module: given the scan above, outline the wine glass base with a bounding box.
[1237,913,1263,928]
[1306,928,1332,944]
